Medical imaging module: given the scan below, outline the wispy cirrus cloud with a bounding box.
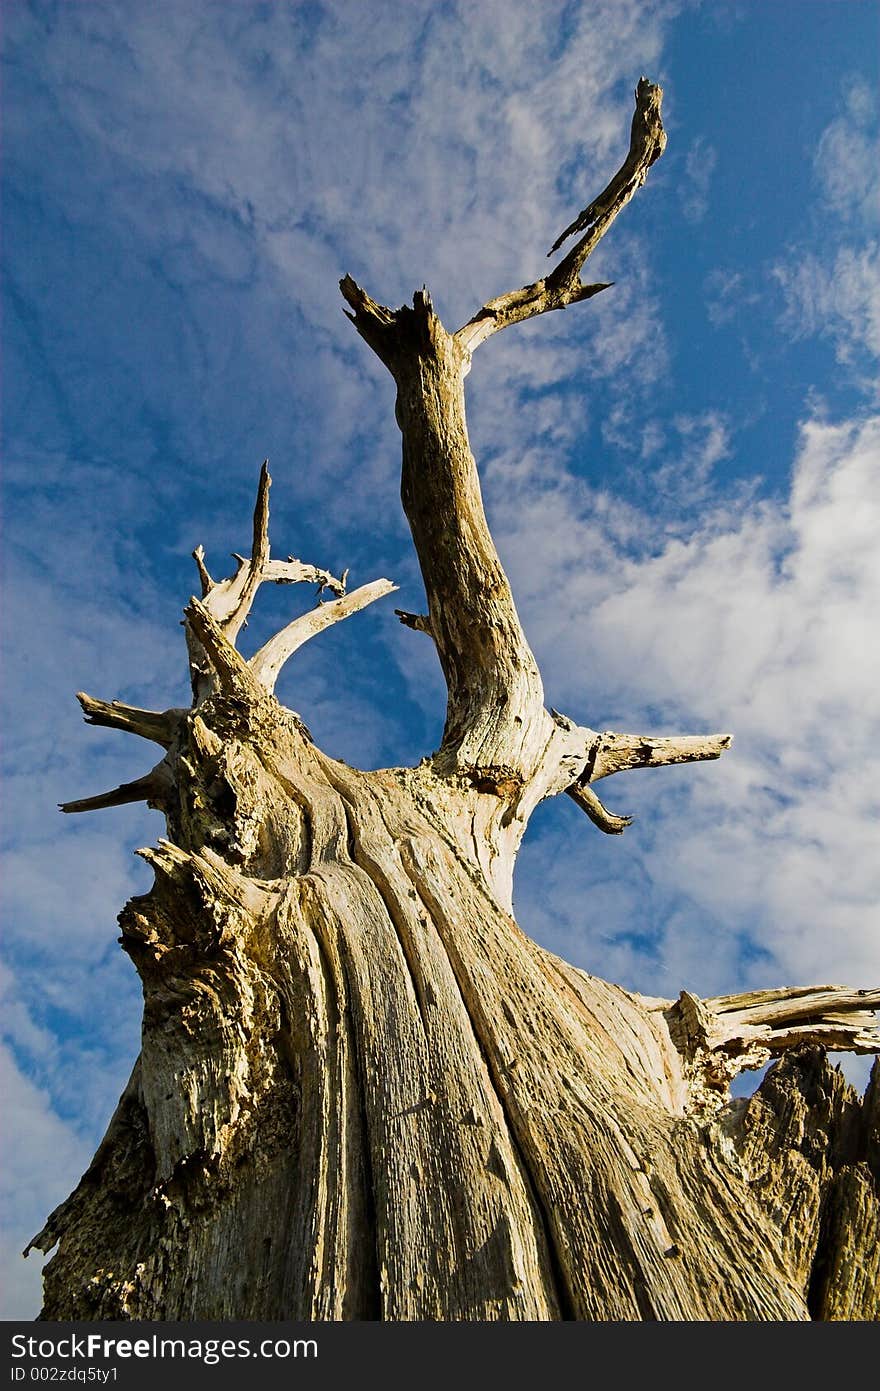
[770,77,879,385]
[814,79,879,228]
[0,1043,92,1320]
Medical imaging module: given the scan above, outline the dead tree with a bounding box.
[29,80,879,1321]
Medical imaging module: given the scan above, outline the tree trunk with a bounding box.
[29,81,879,1322]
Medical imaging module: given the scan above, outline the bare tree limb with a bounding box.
[188,467,271,636]
[60,759,174,815]
[261,559,347,595]
[662,985,880,1115]
[185,598,264,701]
[219,460,272,643]
[590,732,733,781]
[340,279,547,773]
[193,465,348,644]
[703,986,880,1044]
[549,77,667,255]
[192,545,214,598]
[549,720,732,837]
[455,282,612,356]
[75,693,182,748]
[249,579,397,694]
[455,78,666,354]
[339,87,667,779]
[565,779,633,835]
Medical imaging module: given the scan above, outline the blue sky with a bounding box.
[2,0,878,1319]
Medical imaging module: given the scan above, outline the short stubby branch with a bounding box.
[456,77,666,355]
[395,609,433,637]
[60,758,174,815]
[248,578,398,694]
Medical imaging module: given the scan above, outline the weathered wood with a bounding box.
[663,986,880,1116]
[59,759,174,815]
[590,731,733,780]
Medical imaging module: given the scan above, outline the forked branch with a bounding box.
[340,82,668,778]
[559,721,733,835]
[183,466,393,703]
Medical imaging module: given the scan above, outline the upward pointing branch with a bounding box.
[340,80,669,779]
[182,465,392,703]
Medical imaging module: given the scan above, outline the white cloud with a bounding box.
[768,79,880,386]
[704,267,762,328]
[4,0,673,337]
[602,408,733,512]
[507,413,880,1001]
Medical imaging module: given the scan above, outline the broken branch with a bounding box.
[192,545,213,598]
[191,466,348,665]
[75,693,182,748]
[590,732,733,781]
[185,597,263,701]
[395,609,433,636]
[221,460,272,642]
[565,779,633,835]
[549,77,667,255]
[662,985,880,1115]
